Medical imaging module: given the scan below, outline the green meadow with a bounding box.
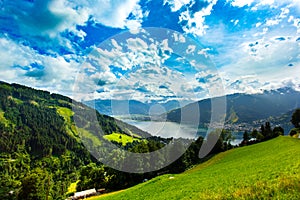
[93,136,300,200]
[103,132,141,146]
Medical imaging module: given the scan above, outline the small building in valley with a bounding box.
[73,188,97,199]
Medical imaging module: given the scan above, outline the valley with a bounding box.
[0,81,299,200]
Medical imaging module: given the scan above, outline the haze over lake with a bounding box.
[121,118,244,146]
[122,119,201,139]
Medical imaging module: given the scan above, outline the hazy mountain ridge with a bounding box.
[84,99,190,116]
[166,87,300,127]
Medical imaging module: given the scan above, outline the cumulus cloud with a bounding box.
[163,0,218,36]
[1,0,88,37]
[79,0,145,29]
[1,0,146,35]
[0,0,147,57]
[179,0,218,36]
[193,0,300,95]
[0,0,299,102]
[0,37,78,96]
[77,48,173,100]
[164,0,191,12]
[218,34,300,94]
[228,0,254,7]
[73,28,217,101]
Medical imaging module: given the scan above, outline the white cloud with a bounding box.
[0,0,145,57]
[231,19,239,26]
[228,0,254,7]
[186,45,196,54]
[1,0,299,102]
[89,35,174,74]
[93,64,190,102]
[179,0,218,36]
[257,0,275,6]
[0,37,79,97]
[265,7,290,27]
[289,16,300,33]
[256,22,262,27]
[127,38,149,51]
[266,19,281,26]
[81,0,144,29]
[0,38,34,68]
[218,35,300,94]
[195,1,300,95]
[73,28,217,101]
[197,48,211,58]
[1,0,89,38]
[164,0,191,12]
[173,32,186,43]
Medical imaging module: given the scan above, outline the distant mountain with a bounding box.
[84,99,190,116]
[166,87,300,126]
[85,100,149,116]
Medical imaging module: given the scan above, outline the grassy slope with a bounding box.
[56,107,143,147]
[0,111,10,127]
[103,133,140,146]
[95,137,300,200]
[56,106,83,143]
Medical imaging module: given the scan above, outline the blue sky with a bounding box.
[0,0,299,102]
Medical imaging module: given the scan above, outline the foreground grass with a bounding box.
[94,136,300,200]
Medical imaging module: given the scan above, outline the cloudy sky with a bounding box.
[0,0,299,102]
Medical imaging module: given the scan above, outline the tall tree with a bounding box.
[273,126,284,136]
[18,168,53,200]
[291,109,300,128]
[241,131,250,145]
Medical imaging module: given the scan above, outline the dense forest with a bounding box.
[0,81,296,200]
[0,81,197,199]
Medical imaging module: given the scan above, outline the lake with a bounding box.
[122,119,243,145]
[122,120,201,139]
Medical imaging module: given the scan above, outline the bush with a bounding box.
[289,129,297,137]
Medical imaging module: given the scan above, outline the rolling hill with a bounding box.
[167,87,300,126]
[92,136,300,200]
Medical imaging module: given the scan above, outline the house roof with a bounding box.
[74,188,97,197]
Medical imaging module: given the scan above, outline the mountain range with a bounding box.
[166,87,300,129]
[86,87,300,130]
[84,99,191,116]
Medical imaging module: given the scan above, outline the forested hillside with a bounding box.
[0,81,166,199]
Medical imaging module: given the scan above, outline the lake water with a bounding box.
[123,120,202,139]
[122,119,243,145]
